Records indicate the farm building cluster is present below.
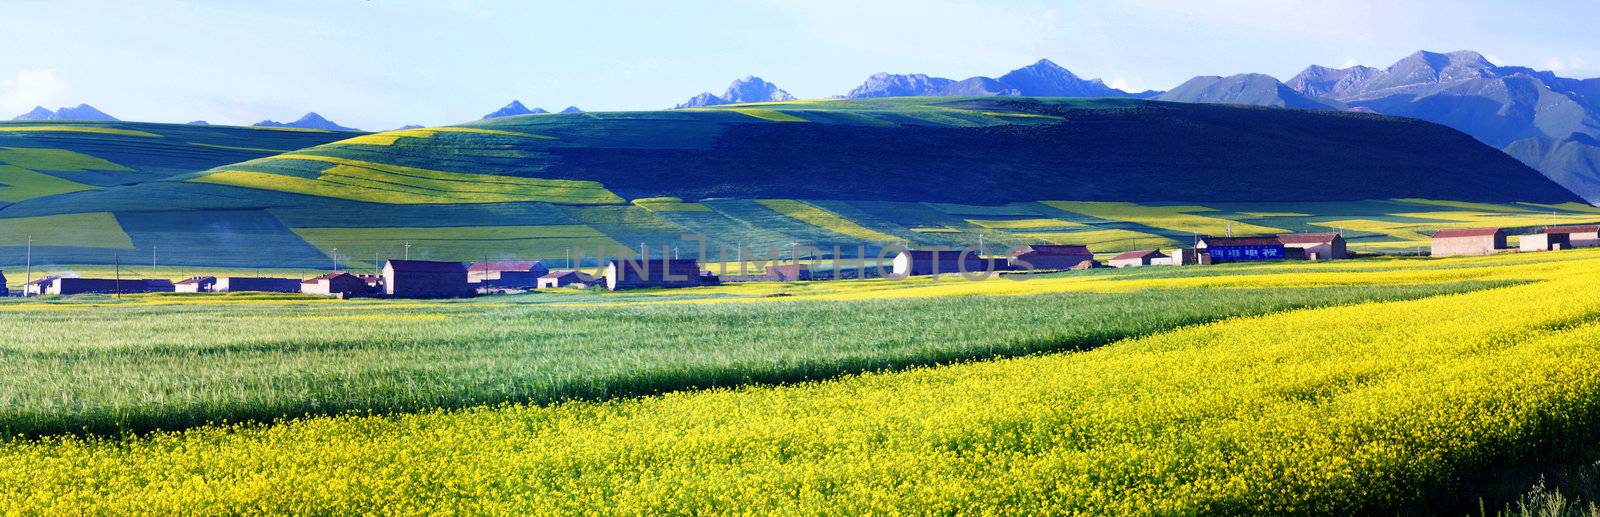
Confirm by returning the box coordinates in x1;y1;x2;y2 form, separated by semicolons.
4;258;709;298
2;225;1595;298
888;233;1349;276
1429;225;1599;256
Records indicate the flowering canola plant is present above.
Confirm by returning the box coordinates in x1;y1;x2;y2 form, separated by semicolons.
1;251;1599;513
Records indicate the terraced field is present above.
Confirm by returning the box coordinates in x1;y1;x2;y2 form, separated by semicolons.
2;98;1590;269
4;248;1600;512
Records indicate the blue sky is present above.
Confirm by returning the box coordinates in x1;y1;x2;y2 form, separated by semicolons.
2;0;1596;130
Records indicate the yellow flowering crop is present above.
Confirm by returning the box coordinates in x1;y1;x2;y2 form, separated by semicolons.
0;253;1597;513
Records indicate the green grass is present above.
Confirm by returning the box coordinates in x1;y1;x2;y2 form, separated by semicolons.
289;224;628;263
0;147;131;172
0;213;133;249
195;154;622;205
0;281;1493;437
1;100;1595;269
0;125;160;137
0;165;95;202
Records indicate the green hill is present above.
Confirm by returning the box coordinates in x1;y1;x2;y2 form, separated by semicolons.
0;98;1590;270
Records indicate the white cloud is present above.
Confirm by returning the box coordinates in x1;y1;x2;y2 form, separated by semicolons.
1109;77;1131;91
0;69;69;115
1339;58;1363;68
1543;56;1588;72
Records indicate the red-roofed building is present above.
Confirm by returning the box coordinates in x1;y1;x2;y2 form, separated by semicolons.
1544;225;1600;248
1520;231;1570;252
1431;228;1506;257
1108;250;1167;268
1277;233;1347;260
301;272;371;297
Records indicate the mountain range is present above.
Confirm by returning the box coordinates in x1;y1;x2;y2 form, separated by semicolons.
481;101;583;119
11;104;118;121
842;59;1145;100
676;76;796;108
680;51;1600;203
1155;74;1339;109
1280;51;1600;203
12;50;1600;204
252;112;358;131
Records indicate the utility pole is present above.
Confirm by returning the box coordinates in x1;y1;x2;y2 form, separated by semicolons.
114;254;121;299
403;242;411;260
24;236;31;297
566;247;571;269
331;248;339;272
1226;222;1233;238
375;251;381;273
978;233;986;257
152;245;158;276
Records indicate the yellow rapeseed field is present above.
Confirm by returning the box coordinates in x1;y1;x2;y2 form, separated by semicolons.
758;199;905;243
1;253;1597;513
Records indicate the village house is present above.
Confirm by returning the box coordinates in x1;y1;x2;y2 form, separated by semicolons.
537;270;598;289
605;259;719;291
1006;245;1095;270
1196;236;1287;263
215;277;303;293
1430;228;1506;257
301;272;372;297
1164;248;1203;266
174;276;218;293
23;276;55;296
765;264;812;281
1520;231;1571;252
383;260;470;298
1540;225;1600;248
893;249;995;277
35;277;173;296
1277;233;1347;260
1108;250;1168;268
467;260;549;288
354;274;384;290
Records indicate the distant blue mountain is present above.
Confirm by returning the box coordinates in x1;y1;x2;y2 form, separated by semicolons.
482;100;548;119
253;112;358;131
1156;74;1341;109
1281;50;1600;203
676;76;795;108
841;59;1135;99
559;106;583;114
13;106;56;120
12;104;118;121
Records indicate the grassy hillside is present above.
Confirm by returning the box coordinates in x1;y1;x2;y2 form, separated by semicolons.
0;122;359;267
0;98;1589;268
